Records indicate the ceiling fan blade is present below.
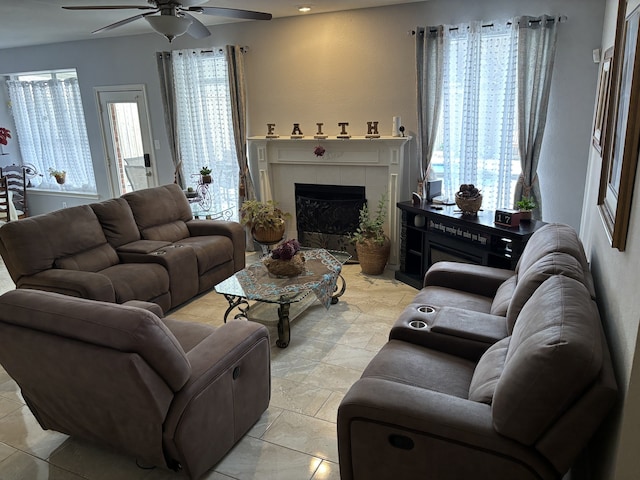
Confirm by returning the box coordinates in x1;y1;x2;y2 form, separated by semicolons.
183;13;211;39
92;12;156;34
192;6;272;21
63;5;155;10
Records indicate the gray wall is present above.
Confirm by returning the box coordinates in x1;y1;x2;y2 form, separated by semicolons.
0;0;604;231
580;0;640;478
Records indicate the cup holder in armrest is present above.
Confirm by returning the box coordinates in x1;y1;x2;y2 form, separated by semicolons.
409;320;428;329
417;305;435;314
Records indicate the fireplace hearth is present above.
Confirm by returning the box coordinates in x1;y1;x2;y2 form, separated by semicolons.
295;183;365;259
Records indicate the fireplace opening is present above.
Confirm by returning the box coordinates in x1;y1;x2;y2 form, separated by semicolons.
295;183;366;260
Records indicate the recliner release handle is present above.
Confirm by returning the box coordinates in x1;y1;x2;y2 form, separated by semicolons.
388;434;414;450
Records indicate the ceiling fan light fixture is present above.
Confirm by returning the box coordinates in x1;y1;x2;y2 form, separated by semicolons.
145;15;192;42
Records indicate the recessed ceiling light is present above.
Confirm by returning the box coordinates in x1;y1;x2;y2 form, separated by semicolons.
298;6;312;13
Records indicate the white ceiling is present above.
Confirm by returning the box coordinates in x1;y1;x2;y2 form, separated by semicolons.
0;0;423;50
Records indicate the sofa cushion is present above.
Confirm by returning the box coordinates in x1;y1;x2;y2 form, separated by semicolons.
515;223;595;297
54;243;120;272
492;275;603;445
468;337;510;404
489;276;516;316
505;252;585;333
91;198;141;248
123;184;193;242
0;205;109;278
100;263;170;305
362;340;476;399
175;235;234;275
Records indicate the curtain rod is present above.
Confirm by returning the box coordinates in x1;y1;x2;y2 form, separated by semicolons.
410;15;567;35
157;46;249;57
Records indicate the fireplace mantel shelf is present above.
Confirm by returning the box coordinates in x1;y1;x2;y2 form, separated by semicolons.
249;136;412;142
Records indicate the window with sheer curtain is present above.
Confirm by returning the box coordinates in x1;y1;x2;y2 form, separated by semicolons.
172;48;239;219
7;70;96;193
431;22;520;211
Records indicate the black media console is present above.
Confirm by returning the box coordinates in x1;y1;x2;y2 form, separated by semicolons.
395;201;547;289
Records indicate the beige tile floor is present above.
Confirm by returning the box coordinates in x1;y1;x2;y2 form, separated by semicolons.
0;253;418;479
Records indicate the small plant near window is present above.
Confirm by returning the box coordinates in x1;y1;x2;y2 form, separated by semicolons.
200;166;212;184
49;167;66;185
515;196;537;211
0;127;10;155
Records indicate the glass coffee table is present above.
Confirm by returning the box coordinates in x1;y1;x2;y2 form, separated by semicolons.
214;248;351;348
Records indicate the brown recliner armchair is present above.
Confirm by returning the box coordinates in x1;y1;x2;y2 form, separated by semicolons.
0;289;271;479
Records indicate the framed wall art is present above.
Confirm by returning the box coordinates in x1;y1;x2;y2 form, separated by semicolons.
599;3;640;251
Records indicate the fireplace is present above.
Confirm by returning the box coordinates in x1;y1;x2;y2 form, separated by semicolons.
295;183;366;259
248;136;411;265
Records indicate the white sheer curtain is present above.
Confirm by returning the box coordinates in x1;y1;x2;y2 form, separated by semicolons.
172;48;239;219
7;78;96;192
439;21;519;212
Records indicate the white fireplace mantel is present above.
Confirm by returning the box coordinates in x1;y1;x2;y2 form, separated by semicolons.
248;136;411;266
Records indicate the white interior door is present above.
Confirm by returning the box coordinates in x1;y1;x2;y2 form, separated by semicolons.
96;85;158;196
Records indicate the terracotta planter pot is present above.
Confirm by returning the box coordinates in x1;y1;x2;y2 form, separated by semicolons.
519;210;532;221
54;174;66;185
355;236;391;275
252;219;286;244
201;174;212;184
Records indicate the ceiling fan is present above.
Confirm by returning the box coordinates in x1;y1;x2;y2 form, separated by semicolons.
62;0;272;42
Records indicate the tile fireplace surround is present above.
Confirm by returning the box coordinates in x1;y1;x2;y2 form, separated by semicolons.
248;136;411;265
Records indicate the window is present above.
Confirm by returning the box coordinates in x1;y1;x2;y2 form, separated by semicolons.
7;69;96;193
431;22;520;211
172;49;239;220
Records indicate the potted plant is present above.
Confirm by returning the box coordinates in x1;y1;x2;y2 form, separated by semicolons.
240;199;291;243
48;167;66;185
200;166;212;184
352;194;390;275
515;196;537;221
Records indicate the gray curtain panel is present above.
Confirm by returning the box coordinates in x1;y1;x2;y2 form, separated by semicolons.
514;16;559;220
415;25;444;184
156;51;185;189
226;45;255;204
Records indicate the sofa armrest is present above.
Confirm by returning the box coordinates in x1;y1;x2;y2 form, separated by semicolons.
390;305;508;361
16;270;116;302
338;377;557;480
423;261;514;297
164;319;269;434
186;220;246;271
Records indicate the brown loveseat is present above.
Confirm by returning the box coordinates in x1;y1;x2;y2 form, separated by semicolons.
338;224;617;480
0;184;244;312
0;288;270;479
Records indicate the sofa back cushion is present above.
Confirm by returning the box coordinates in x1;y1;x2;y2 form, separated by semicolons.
91;198;141;248
0;205;118;279
505;252;586;333
515;223;594;297
491;275;602;445
123;184;193;242
0;289;191;391
468;336;510;403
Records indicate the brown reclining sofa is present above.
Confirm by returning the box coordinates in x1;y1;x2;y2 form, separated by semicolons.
338;223;617;480
0;183;245;312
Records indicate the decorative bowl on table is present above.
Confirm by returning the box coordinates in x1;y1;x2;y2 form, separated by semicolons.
262;239;305;277
455;184;482;215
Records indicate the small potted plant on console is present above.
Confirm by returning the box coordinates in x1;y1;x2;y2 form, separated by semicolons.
48;167;66;185
515;196;536;221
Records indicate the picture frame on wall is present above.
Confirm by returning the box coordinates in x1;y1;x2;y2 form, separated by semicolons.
598;4;640;251
592;47;614;154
